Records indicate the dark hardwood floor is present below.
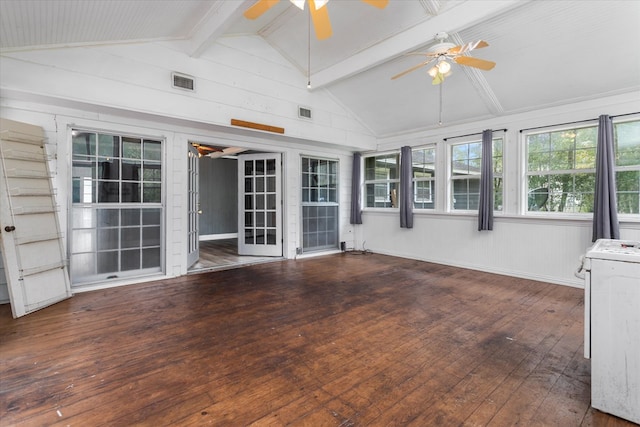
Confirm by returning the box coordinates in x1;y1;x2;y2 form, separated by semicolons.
0;253;635;426
188;239;281;273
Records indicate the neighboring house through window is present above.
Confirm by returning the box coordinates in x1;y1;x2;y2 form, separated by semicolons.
450;138;503;211
364;153;399;208
412;146;436;209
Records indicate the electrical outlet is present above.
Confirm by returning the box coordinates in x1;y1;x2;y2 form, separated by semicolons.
296;247;303;255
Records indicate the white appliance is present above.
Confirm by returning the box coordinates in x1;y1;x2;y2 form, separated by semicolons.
583;239;640;424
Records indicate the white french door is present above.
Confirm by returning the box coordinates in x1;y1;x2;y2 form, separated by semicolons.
238;153;282;257
187;144;199;268
0;118;72;318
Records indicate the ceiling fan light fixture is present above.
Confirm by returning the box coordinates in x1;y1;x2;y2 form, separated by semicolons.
436;58;451;74
427;66;439;78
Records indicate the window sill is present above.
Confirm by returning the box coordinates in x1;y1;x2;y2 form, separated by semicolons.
362;209;640;225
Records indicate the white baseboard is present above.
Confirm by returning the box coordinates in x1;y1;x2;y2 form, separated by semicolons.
200;233;238;241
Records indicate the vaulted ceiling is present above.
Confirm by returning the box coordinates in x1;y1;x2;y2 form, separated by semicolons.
1;0;639;137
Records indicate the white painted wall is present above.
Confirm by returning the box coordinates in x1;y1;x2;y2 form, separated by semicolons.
0;36;376;151
361;92;640;287
0;98;359;296
0;34;638;299
0;35;368;298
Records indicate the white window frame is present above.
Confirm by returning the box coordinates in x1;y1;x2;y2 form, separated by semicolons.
70;129;164;286
448;137;503;212
300;156;340;253
412;145;436;210
523;118;640;216
363;152;400;209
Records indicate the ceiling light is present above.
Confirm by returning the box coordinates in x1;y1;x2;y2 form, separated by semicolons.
437;59;451;74
314;0;329;8
427;66;439;78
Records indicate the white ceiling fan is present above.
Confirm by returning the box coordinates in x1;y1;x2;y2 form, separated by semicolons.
244;0;389;40
392;32;496;84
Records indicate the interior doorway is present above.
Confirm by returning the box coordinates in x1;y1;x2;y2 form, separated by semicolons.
187;143;283;274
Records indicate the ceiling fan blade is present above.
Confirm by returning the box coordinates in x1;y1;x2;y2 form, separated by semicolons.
391;60;433;80
244;0;280;19
309;0;332;40
454;55;496;71
448;40;489;55
360;0;389;9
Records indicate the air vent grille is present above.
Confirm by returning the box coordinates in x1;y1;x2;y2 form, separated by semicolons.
298;106;312;119
172;72;194;91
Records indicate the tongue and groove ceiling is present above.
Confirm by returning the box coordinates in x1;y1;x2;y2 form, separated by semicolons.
1;0;638;137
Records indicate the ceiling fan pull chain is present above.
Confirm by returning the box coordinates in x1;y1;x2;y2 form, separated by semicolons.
307;7;311;88
439;83;443;126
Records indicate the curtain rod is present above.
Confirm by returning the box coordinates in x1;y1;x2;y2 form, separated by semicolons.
519;112;640;133
443;128;507;141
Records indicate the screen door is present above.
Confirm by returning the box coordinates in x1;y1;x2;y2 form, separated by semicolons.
238;153;282;257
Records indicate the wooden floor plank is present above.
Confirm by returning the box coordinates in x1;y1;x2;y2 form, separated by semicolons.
1;253;635;426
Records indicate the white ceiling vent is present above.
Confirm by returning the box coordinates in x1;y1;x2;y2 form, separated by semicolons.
172;72;194;91
298;106;312;120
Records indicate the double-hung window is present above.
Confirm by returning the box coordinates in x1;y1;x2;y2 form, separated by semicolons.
412;146;436;209
301;157;339;252
364;153;400;208
71;130;163;285
450;138;503;211
525;119;639;214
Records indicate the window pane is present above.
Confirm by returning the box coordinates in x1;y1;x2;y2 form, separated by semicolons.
142;248;161;268
615;121;640;166
121;228;140;249
98;134;119;157
143;139;162;161
143;163;161;181
73;132;96;156
528;133;549;153
143;183;161;203
73;229;96;253
550;130;576;151
142;226;161;247
122;137;141;159
266;159;276;175
122;182;141;202
119;208;139;226
617;170;640;214
452;178;480;210
71;253;95;278
575;127;597;148
142;209;161;225
121;249;140;271
97;251;118;274
98;181;119;203
245;212;253;227
244;160;253;176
